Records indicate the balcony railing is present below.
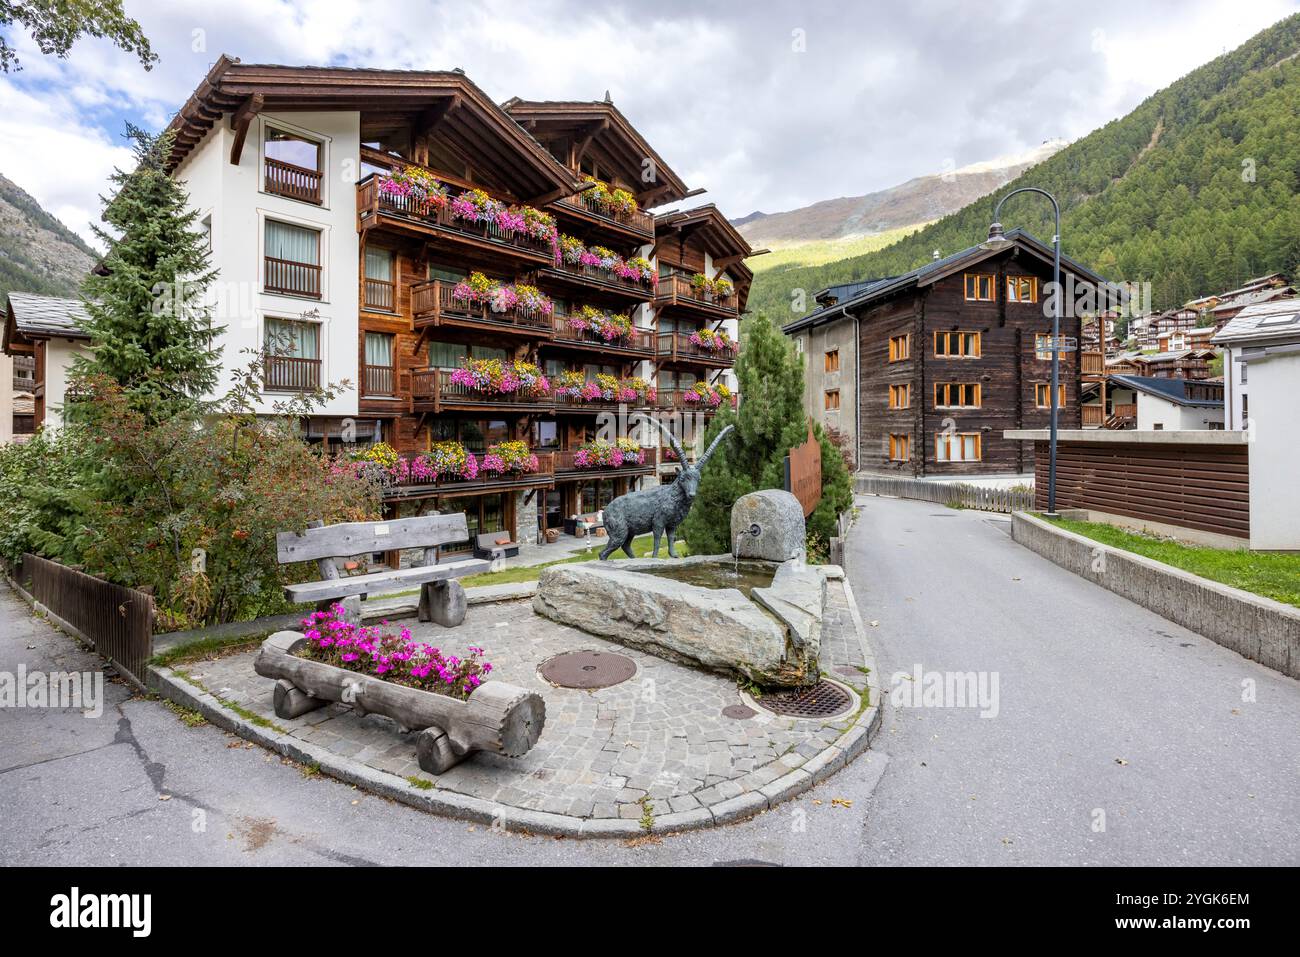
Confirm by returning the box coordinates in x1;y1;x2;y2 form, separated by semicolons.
654;273;738;315
364;277;396;312
1081;351;1105;376
408;367;554;412
544;259;657;298
552;385;655;412
387;450;555;494
410;279;554;336
264;256;322;298
263;355;321;392
655;331;738;366
357;177;555;261
551;314;654;354
555;190;655;237
1082;404;1105;427
12;375;35;393
362;364;395;397
554;447;659;473
653;389;735;413
264;157;322;204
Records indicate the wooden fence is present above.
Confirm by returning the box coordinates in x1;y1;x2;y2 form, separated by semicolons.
856;475;1035;514
20;554;153;686
1033;439;1249;539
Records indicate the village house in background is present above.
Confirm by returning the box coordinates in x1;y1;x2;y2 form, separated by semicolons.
135;57;754;559
1;293;90;442
785;229;1105;476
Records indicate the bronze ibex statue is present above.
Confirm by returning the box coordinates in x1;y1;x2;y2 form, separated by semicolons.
599;420;735;560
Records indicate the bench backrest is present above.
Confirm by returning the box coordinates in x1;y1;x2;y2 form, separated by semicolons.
276;514;469;565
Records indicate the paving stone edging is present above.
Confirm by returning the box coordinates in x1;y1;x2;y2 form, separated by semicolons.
146;584;882;839
1012;511;1299;679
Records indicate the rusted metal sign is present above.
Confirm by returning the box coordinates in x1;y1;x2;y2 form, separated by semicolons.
785;424;822;517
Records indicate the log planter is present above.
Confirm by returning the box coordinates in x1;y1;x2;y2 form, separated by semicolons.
253;631;546;774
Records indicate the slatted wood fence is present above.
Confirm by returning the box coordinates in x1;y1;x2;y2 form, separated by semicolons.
856;475;1035;514
20;554;154;686
1033;439;1250;539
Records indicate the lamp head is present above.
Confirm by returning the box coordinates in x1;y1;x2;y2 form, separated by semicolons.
981;221;1010;250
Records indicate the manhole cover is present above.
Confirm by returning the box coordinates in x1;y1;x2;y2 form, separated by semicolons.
539;650;637;689
751;679;855;720
722;703;757;720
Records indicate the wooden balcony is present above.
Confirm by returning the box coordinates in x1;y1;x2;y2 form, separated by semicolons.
264;158;322;204
550;314;654;357
1081;351;1105;377
653;389;734;414
537;260;657;303
362;364;396;397
655;331;737;369
263;355;321;392
364;277;396;312
553;388;654;414
553;190;654;241
408;367;554;414
385;451;556;501
357;176;555;266
1082;404;1105;427
553;447;658;476
411;279;554;338
264;256;321;299
653;273;739;319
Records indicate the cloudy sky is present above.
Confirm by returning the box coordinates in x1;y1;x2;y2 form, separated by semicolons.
1;0;1297;248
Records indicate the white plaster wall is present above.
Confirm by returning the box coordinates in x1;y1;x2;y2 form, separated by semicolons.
1223;345;1249;431
1247;350;1300;550
173;111;361;416
1137;394;1224;431
44;338;85;430
0;352;12;444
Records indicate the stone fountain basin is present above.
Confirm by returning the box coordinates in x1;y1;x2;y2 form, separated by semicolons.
533;554;829;689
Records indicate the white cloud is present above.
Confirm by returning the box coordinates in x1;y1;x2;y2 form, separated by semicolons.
0;0;1296;242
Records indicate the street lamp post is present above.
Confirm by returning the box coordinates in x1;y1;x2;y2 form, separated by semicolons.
983;187;1062;517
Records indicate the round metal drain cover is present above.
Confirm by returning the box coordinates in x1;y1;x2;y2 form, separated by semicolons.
539;650;636;689
753;679;855;720
722;703;757;720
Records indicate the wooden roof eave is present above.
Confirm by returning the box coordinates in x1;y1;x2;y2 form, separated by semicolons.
165;59;579;197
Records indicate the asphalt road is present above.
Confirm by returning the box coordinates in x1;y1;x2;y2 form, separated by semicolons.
1;495;1295;866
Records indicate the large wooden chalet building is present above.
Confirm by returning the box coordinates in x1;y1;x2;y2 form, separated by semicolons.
162;57;753;556
786;229;1107;476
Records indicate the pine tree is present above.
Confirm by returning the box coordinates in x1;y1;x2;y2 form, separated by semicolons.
681;312;813;554
73;125;222;418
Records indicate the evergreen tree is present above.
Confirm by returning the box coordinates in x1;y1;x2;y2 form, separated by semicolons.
73;125;222;419
681;312;818;554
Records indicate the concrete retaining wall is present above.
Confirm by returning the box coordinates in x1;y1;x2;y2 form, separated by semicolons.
1012;512;1298;679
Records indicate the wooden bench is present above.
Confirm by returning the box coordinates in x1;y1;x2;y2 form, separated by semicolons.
277;514;490;627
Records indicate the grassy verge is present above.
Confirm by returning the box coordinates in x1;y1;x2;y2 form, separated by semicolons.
1040;515;1300;608
461;533;692;587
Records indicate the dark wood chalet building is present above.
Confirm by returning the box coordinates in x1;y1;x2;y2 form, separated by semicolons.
159;58;752;557
786;229;1107;477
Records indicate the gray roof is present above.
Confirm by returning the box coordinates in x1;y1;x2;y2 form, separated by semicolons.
783;228;1109;335
6;293;91;339
1212;298;1300;346
1108;374;1223;408
814;278;897;304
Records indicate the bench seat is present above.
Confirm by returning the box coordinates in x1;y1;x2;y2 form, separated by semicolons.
284;558;489;605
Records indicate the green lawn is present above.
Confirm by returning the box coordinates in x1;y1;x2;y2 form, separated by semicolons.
1042;515;1300;608
460;533;692;587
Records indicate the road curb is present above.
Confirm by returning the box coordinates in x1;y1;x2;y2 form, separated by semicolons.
145;577;883;839
1011;511;1299;679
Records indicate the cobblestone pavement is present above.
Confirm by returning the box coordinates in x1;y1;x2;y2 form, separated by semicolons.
181;577;872;823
